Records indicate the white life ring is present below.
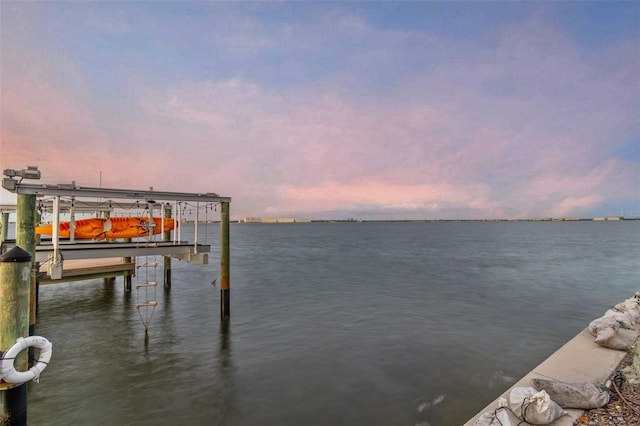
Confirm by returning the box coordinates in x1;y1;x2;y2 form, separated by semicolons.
0;336;52;384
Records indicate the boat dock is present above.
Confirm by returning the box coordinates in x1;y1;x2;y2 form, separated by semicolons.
2;165;233;419
1;165;231;320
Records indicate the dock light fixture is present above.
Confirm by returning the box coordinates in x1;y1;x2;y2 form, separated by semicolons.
2;166;41;191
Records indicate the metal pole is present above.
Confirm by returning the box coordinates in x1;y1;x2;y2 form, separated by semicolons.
52;196;59;254
220;201;230;320
123;238;132;292
194;202;199;253
69;199;75;243
163;203;172;290
175;203;179;243
0;246;32;425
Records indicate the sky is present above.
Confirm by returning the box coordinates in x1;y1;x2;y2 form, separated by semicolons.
1;1;639;220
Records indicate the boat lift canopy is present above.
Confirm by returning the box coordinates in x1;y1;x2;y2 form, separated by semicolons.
2;175;230;277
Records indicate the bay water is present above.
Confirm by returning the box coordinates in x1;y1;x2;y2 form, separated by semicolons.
24;221;639;425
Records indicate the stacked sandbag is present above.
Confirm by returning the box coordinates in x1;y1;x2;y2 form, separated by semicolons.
508;387;567;424
530;378;609;409
473;398;512;426
474;388;568;425
588;293;640;351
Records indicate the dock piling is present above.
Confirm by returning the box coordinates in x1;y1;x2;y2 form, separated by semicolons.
0;212;8;251
0;246;33;425
16;194;37;365
123;238;133;292
163;204;172;290
220;201;230;320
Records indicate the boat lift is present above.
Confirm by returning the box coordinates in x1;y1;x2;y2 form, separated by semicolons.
2;166;232;321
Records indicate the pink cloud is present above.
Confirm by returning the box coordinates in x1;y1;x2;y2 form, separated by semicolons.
276;180;493;215
2;11;638;219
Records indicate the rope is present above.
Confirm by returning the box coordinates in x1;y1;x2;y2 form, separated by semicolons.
611;370;640;417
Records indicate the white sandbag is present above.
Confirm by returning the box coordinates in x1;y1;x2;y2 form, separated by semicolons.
614;298;640;313
530;378;609;409
474;398;512;426
604;309;637;329
615;296;640;311
613;298;640;326
509;387;566;425
590;315;637;350
595;328;638;351
589;315;619;336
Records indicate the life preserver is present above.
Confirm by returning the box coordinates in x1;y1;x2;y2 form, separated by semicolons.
0;336;52;384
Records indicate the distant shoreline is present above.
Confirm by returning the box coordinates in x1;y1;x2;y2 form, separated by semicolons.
3;217;638;226
228;217;640;224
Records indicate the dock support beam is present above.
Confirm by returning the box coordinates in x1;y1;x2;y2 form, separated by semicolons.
123;238;132;292
0;212;8;250
0;246;33;426
163;204;172;290
220;201;230;321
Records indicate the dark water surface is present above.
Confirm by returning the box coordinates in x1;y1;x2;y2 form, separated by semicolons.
27;221;639;425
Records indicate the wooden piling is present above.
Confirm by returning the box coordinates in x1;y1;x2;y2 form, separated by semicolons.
16;194;37;365
103;204;115;286
123;238;133;292
0;246;33;425
220;201;230;320
15;195;36;260
0;212;8;249
163;204;172;290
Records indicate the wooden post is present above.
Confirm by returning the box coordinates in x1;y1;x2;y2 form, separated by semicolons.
0;246;32;425
34;210;40;319
220;202;230;320
123;238;132;292
0;212;9;250
15;195;36;261
163;204;172;290
15;195;37;363
104;209;115;284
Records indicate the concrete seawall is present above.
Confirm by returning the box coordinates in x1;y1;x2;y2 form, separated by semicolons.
463;327;637;425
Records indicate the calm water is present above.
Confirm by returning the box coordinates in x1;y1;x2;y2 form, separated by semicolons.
23;221;639;425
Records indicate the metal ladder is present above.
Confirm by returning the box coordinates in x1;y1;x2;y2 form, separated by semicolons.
135;202;159;336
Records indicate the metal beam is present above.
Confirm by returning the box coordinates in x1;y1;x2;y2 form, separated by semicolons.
34;241;211;262
5;182;231;203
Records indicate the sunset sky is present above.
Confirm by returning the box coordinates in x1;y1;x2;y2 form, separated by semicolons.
1;1;638;220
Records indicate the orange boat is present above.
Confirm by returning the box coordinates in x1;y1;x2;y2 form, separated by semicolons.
35;217;178;239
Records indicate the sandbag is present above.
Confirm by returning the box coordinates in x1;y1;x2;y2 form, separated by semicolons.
595;326;637;351
509;387;566;425
474;398;512;426
531;378;609;409
612;298;640;327
614;298;640;313
589;315;619;336
588;315;636;350
604;309;637;329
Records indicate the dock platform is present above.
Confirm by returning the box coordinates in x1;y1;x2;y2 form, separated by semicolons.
38;258;135;284
35;240;210;263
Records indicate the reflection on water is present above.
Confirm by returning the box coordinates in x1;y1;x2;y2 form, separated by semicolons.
27;221;640;425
